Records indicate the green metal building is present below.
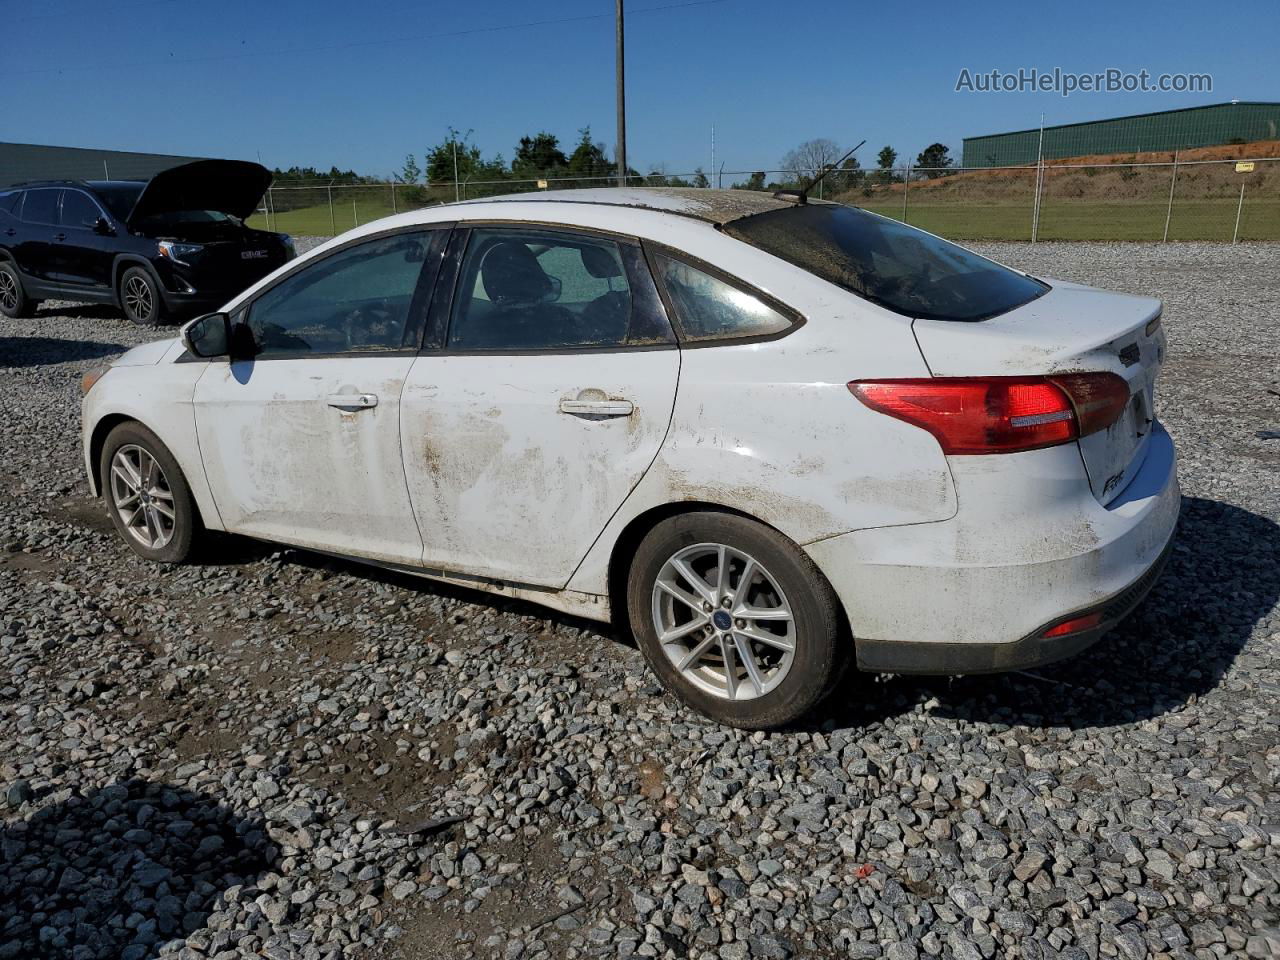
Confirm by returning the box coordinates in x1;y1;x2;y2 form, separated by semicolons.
0;142;211;188
961;101;1280;168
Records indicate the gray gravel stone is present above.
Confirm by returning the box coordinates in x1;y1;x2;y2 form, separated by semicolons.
1;241;1278;959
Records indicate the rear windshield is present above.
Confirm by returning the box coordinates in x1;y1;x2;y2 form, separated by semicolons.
92;183;144;221
723;203;1047;322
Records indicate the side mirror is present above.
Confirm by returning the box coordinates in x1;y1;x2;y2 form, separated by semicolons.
93;217;115;236
181;312;230;358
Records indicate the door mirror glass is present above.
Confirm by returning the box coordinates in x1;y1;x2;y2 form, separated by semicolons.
93;217;115;236
181;312;230;358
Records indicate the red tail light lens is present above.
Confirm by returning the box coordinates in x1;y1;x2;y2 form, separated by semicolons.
848;373;1129;455
1042;611;1103;638
1048;373;1131;437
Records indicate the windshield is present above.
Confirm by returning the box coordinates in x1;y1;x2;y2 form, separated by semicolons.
723;203;1048;322
136;209;238;226
91;183;144;222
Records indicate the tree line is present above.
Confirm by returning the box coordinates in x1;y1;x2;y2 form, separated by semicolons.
273;131;956;199
729;140;955;195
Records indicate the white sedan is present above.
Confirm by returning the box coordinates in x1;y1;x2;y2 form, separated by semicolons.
81;188;1179;728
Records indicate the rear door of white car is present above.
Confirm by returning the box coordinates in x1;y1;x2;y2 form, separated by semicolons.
399;225;679;588
192;227;449;565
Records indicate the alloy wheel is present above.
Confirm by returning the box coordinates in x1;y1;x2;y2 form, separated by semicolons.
650;542;796;701
0;271;17;312
109;444;176;549
123;275;154;322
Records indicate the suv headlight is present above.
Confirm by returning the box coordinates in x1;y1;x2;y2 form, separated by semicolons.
157;240;203;266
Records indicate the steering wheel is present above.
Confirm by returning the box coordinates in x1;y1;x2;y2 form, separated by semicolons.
341;300;397;350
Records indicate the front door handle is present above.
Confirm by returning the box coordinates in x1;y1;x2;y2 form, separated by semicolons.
326;393;378;410
559;398;634;417
53;233;66;242
3;229;15;237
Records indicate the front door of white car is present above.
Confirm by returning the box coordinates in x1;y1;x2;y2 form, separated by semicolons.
399;227;680;587
193;229;447;565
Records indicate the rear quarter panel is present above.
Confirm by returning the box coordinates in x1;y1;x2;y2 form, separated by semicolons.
567;226;958;597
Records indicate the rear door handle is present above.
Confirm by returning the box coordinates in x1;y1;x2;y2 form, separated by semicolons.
559;398;634;417
3;229;15;237
326;393;378;409
53;233;66;241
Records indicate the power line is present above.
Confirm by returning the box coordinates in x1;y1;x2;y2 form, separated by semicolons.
1;0;727;77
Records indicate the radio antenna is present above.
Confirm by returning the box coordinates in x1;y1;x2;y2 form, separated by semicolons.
775;139;866;204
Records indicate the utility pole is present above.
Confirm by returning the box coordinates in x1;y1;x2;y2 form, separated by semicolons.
615;0;627;187
453;141;460;202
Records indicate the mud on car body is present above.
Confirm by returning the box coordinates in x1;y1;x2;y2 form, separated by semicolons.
79;188;1178;728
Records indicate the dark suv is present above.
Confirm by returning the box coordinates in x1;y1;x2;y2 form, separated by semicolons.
0;159;295;325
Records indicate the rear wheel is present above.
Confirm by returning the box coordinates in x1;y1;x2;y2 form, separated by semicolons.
120;266;165;326
100;421;199;563
0;261;37;319
627;512;845;729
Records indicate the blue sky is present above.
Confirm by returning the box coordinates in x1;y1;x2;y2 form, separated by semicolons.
3;0;1275;179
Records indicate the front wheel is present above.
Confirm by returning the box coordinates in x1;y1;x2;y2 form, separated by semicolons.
100;421;200;563
119;266;165;326
627;512;845;729
0;261;37;319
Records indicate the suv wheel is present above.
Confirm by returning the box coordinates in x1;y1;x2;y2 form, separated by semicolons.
0;261;37;319
627;512;846;729
100;421;200;563
120;267;165;326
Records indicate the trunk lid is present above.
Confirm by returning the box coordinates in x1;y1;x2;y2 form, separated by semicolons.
912;280;1165;504
126;159;272;229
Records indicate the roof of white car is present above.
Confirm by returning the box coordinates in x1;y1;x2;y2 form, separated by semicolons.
456;187;804;225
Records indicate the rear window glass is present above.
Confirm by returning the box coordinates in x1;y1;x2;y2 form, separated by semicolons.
723;203;1047;322
22;189;60;225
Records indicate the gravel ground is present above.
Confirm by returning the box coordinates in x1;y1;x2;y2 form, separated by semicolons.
1;241;1278;960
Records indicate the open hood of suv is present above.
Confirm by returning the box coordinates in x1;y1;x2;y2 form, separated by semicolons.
126;159;272;227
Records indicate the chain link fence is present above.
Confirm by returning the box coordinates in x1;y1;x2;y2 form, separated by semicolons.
248;157;1280;242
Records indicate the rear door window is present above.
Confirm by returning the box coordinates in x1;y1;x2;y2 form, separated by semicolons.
22;189;61;225
448;229;667;351
723;203;1047;322
0;191;21;215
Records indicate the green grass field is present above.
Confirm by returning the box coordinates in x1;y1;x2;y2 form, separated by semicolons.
251;196;1280;242
861;198;1280;241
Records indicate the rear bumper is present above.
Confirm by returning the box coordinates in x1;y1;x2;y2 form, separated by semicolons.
853;530;1174;673
805;421;1179;674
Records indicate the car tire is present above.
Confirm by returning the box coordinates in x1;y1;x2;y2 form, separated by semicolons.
627;511;846;729
119;266;165;326
0;261;37;319
100;421;200;564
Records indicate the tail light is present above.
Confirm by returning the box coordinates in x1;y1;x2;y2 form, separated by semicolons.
848;373;1129;455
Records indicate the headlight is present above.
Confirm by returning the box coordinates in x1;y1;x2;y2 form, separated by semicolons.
81;366;110;396
157;240;204;266
281;234;297;260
